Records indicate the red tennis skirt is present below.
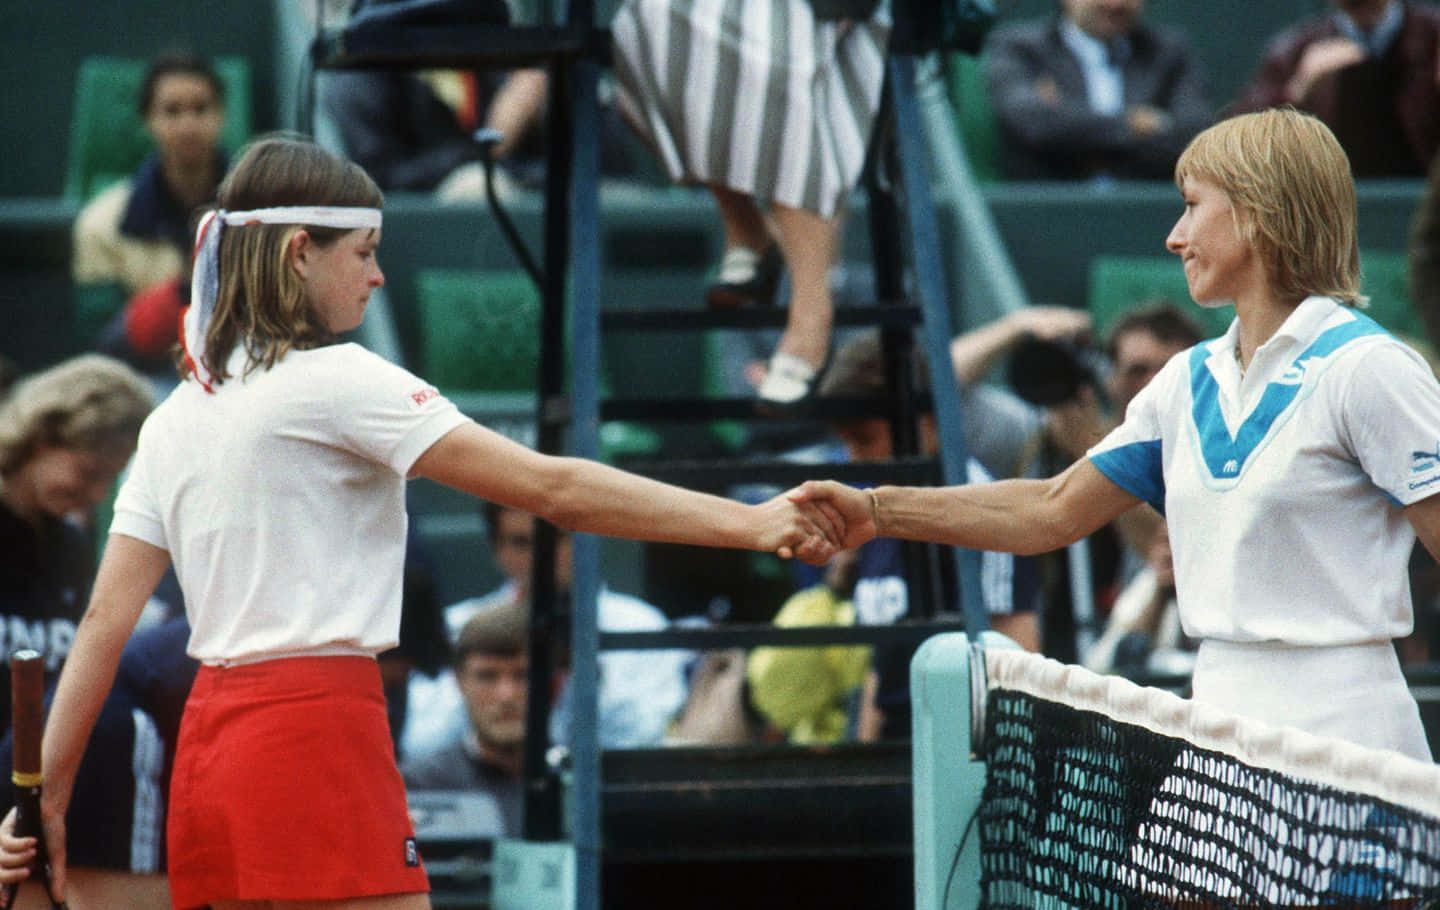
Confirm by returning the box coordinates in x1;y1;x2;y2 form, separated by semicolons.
166;655;429;909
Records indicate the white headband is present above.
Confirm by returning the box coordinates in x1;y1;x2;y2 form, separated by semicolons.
184;206;382;391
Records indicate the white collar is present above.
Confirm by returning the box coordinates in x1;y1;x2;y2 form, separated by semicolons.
1060;18;1130;68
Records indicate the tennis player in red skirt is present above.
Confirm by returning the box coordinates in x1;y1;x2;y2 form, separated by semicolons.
0;136;844;910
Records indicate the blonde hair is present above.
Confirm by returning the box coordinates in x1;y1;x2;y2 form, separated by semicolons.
1174;108;1361;306
0;354;154;476
189;135;384;385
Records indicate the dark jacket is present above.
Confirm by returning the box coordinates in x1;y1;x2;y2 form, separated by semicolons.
1231;2;1440;177
320;70;490;192
985;16;1214;180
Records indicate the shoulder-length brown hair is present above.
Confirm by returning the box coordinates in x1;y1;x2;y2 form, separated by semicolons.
188;135;383;385
1174;108;1361;307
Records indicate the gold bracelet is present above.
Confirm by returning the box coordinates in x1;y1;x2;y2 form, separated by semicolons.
867;487;882;535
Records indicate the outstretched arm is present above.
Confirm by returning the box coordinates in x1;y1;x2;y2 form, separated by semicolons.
792;458;1140;555
413;421;844;564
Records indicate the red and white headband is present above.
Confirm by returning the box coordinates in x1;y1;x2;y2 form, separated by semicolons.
184;206;383;391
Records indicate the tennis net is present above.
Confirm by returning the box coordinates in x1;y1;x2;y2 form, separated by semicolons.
973;647;1440;909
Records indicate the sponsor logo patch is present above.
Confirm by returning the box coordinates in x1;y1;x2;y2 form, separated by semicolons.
404;837;420;867
1410;444;1440;491
408;387;441;408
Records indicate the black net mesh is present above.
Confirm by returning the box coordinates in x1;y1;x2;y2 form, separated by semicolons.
978;689;1440;908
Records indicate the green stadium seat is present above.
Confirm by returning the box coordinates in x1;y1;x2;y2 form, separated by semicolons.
64;55;251;202
945;53;1003;184
1358;250;1425;341
414;268;661;459
416;269;540;392
1090;251;1426;345
1088;254;1227;340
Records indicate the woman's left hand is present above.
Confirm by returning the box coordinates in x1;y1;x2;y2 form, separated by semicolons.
0;807;36;884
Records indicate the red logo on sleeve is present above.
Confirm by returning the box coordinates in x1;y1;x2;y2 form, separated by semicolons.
409;387;441;408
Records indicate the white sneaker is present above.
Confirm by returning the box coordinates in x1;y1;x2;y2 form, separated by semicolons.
756;352;819;406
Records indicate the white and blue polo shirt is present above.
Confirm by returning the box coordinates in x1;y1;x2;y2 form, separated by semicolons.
1088;296;1440;647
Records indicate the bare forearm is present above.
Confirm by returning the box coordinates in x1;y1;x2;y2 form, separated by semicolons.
42;536;167;808
868;459;1137;556
949;319;1027;385
531;456;757;550
950;307;1093;386
415;423;836;561
870;478;1076;555
41;616;127;808
486;69;546;160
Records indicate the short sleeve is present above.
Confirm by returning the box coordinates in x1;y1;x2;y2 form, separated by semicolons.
1086;355;1175;512
110;420;169;550
1342;341;1440;505
329;346;469;475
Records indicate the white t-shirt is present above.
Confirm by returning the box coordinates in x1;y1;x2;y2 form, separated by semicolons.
112;343;468;663
1088;296;1440;646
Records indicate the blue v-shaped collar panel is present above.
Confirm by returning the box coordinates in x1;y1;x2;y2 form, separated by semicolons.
1189;314;1386;484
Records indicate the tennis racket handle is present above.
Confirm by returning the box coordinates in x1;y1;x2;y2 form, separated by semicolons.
7;784;64;910
9;650;42;784
6;650;66;910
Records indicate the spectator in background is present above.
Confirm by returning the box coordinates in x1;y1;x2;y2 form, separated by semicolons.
1103;302;1207;419
401;600;528;839
611;0;890;407
949;306;1121;659
1084;522;1194;679
745;550;872;744
401;501;692;758
71;53;228;369
0;354;174;908
318;67;550;197
985;0;1213;182
0;354;154;740
1230;0;1440;178
1404;179;1440;662
0;614;197;910
377;528;453;755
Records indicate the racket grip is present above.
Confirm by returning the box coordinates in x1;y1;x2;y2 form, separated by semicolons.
6;650;66;910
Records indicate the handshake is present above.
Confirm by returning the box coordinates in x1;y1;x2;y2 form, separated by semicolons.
759;481;881;566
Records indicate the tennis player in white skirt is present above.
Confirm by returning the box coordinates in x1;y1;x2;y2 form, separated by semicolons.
795;108;1440;763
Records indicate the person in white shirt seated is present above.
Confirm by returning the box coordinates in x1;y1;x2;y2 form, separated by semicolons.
984;0;1213;181
402;501;692;759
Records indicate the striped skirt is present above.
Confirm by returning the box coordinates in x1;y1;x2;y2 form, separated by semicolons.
612;0;890;219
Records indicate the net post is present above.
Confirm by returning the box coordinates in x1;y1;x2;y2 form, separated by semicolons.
911;631;1019;910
